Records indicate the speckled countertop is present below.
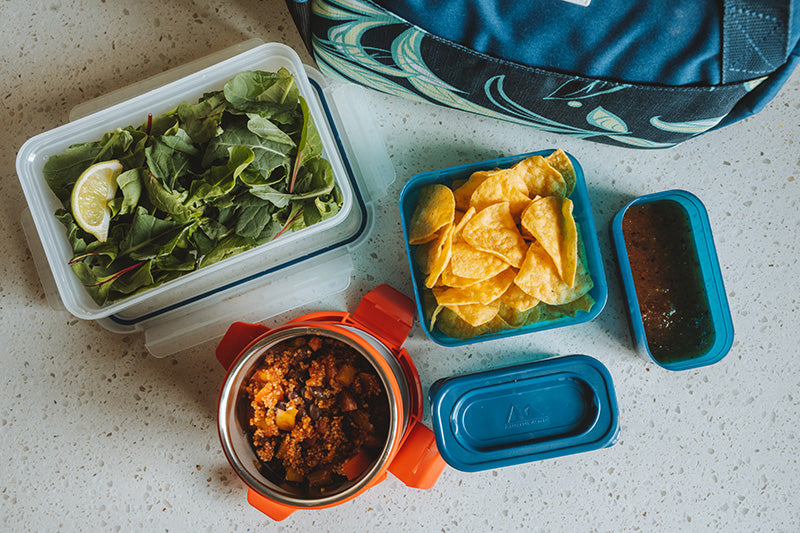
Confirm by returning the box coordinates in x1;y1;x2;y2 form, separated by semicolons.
2;1;799;532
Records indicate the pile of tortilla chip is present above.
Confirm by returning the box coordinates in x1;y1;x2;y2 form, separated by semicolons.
407;149;594;339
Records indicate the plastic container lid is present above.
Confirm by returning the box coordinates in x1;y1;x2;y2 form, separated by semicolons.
429;355;619;472
611;189;734;371
398;150;607;346
17;40;395;357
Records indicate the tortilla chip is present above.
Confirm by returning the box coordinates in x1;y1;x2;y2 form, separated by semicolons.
447;300;501;327
441;262;485;288
461;202;528;268
536;303;568;323
435;307;513;339
453;170;496;211
547;293;595;318
500;282;540;312
424;223;454;288
429;304;445;328
408;184;455;245
414;241;433;274
545;148;577;197
514;240;592;305
520;196;578;286
498;301;541;328
432;268;516;306
452;209;466;226
513;156;567;198
421;289;445;330
450;242;510;280
452;206;476;242
469;172;532;219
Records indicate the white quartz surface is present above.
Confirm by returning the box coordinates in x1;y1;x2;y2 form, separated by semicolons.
2;1;799;531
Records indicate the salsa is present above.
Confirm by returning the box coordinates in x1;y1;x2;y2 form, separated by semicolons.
244;334;389;495
622;200;715;363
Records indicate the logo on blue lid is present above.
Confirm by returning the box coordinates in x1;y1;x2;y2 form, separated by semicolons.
505;403;550;430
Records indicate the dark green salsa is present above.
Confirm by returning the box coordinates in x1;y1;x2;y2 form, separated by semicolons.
622;200;715;363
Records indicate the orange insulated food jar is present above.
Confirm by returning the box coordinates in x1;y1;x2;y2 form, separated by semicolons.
215;285;445;520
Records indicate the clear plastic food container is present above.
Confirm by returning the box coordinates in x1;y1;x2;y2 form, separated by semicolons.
17;41;394;356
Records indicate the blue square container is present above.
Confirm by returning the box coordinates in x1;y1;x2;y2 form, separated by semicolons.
611;190;734;371
398;150;607;346
429;355;620;472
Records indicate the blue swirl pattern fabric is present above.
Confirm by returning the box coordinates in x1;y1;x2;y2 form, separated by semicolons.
287;0;798;148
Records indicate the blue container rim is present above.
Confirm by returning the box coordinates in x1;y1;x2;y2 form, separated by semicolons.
398;149;607;347
611;189;734;371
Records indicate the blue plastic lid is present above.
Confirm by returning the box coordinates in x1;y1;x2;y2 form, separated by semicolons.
429;355;619;472
611;189;734;371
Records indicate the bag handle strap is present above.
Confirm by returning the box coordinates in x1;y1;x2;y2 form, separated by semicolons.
723;0;793;83
285;0;314;56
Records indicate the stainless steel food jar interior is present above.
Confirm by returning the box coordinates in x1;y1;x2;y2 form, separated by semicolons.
217;325;410;508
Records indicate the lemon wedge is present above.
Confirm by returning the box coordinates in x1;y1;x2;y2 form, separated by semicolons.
70;160;123;242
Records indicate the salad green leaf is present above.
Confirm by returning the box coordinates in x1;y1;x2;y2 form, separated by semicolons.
44;68;342;305
223;70;300;122
116;169;144;216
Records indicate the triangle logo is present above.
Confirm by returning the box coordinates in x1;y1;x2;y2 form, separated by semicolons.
505;402;548;426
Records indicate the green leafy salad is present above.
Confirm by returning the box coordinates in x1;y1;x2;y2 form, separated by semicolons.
44;68;342;306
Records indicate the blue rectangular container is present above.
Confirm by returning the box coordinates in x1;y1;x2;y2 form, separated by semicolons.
398;150;607;347
611;189;734;371
429;355;619;472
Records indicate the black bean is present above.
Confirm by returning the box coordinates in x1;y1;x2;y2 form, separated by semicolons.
309;403;320;420
287;390;299;400
276;401;288;411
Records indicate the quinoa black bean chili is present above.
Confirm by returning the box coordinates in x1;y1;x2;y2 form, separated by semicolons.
245;334;389;493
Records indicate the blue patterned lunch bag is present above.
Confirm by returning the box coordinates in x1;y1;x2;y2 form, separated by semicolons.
285;0;799;148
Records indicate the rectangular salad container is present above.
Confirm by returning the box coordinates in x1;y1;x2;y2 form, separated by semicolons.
17;41;394;356
398;150;607;346
429;355;619;472
611;190;734;371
